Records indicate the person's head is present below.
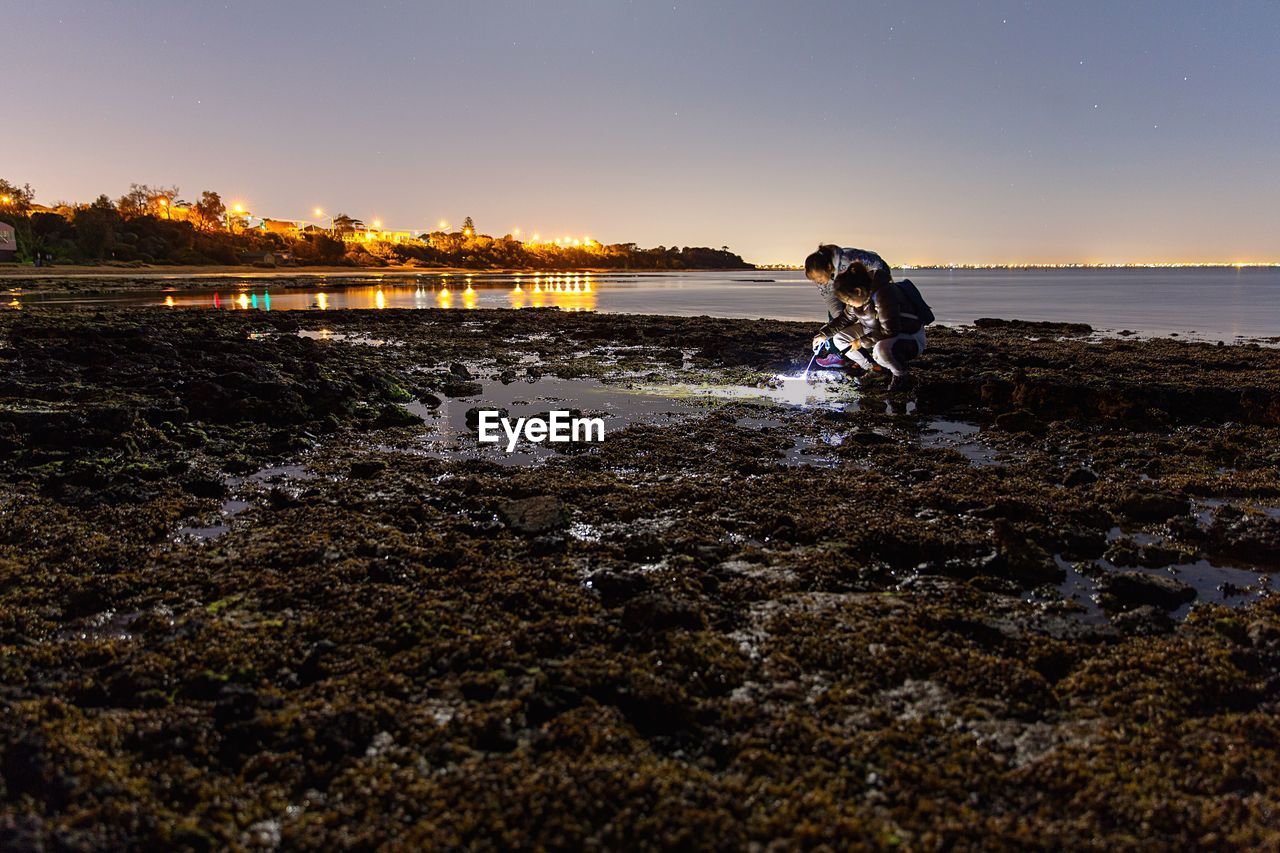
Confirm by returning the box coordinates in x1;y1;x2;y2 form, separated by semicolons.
833;262;877;307
804;245;838;285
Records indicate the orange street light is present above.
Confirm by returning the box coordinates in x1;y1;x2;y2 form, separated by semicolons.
512;228;521;236
314;207;325;218
232;203;245;214
373;219;382;229
0;195;11;205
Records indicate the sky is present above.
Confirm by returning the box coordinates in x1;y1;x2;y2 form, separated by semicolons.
4;0;1279;265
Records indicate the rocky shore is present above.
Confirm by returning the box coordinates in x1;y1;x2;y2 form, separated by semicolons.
2;306;1279;849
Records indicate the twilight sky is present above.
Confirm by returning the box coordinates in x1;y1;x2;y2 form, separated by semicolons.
5;0;1278;265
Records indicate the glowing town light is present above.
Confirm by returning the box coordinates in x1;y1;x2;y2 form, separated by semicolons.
0;195;11;205
238;293;250;309
375;289;386;309
463;228;473;237
512;228;521;236
232;203;245;214
373;219;382;229
531;233;540;241
157;198;168;207
164;295;175;307
316;292;329;310
314;207;325;217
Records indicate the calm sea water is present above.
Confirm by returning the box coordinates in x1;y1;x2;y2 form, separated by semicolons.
9;267;1279;341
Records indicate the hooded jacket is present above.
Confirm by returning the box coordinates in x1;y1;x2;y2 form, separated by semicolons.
814;245;891;324
819;280;923;345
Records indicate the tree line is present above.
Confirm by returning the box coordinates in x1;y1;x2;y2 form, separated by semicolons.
0;178;753;271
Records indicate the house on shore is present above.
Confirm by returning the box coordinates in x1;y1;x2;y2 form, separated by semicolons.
0;222;17;261
238;250;294;266
259;218;303;238
342;226;420;245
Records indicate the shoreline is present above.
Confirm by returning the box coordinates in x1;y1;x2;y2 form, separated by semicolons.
0;264;751;282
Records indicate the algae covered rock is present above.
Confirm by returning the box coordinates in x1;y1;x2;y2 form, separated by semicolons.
499;495;567;534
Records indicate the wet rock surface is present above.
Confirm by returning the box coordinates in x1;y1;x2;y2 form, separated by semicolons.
1;306;1280;848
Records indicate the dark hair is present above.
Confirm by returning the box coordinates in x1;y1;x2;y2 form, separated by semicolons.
833;261;875;303
804;245;836;282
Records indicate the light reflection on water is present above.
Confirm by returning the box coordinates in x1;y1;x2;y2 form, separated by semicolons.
145;274;600;313
10;268;1280;340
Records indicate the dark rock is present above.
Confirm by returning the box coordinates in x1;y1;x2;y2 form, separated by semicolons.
1208;510;1280;566
181;473;228;499
349;460;386;479
993;410;1042;434
449;362;473;380
499;496;566;534
845;431;893;446
1116;490;1190;522
990;521;1065;585
1111;604;1175;635
442;380;483;398
416;391;443;408
586;569;650;607
1099;571;1196;611
973;317;1093;335
1063;467;1098;487
621;592;706;633
267;487;299;509
465;407;508;430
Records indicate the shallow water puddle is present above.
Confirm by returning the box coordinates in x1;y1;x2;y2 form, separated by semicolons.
395;374;860;465
296;329;396;346
174;463;318;541
177;498;253;540
920;419;1003;466
735;414;847;467
1044;554;1270;623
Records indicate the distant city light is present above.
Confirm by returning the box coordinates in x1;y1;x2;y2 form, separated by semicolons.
373;219;382;229
314;207;324;217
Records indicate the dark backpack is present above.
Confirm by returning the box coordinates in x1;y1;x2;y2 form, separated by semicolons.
895;278;935;326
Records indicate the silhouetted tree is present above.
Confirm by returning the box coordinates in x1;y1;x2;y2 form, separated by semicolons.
73;196;123;259
191;191;226;232
331;214;363;237
116;184;179;219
